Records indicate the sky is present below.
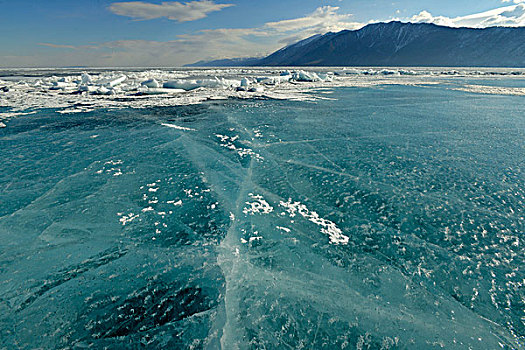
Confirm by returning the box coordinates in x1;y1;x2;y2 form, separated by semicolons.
0;0;524;67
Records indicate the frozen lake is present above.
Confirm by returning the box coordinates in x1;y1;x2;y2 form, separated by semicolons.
0;70;524;348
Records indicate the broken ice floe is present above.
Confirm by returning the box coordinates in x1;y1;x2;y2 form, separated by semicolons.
1;67;524;123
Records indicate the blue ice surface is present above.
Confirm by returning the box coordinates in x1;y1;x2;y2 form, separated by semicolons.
0;83;524;349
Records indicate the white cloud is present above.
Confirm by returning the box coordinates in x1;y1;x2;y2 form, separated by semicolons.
265;6;359;33
109;0;234;22
102;6;364;65
173;6;366;56
410;3;525;28
409;11;455;27
263;6;363;45
26;6;364;67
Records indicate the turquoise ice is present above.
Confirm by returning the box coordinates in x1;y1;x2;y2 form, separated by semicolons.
0;83;524;349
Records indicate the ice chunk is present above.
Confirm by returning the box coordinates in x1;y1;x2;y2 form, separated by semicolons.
164;80;195;90
292;70;321;82
50;81;76;90
240;77;250;87
141;78;159;88
92;86;114;95
379;69;397;75
100;75;127;87
334;68;360;75
257;75;292;85
163;78;239;91
316;73;333;81
248;86;264;92
81;72;92;84
0;122;6;128
292;70;332;82
78;85;98;93
163;79;204;91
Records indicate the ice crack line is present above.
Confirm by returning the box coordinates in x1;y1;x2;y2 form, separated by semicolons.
216;152;258;348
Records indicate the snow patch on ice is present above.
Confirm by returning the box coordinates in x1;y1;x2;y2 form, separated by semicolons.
118;213;139;226
452;84;525;96
280;198;349;245
161;123;196;131
215;134;263;161
243;194;274;215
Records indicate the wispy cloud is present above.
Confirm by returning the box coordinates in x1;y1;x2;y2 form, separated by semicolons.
109;0;234;22
265;6;359;33
28;6;362;66
38;43;78;50
410;3;525;28
262;6;363;45
174;6;364;52
89;5;364;65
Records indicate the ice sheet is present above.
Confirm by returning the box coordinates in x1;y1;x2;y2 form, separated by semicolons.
0;70;524;349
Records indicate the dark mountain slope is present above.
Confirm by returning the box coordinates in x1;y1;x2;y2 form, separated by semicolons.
258;22;525;67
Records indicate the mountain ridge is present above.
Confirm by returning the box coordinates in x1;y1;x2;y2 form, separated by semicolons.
186;21;525;67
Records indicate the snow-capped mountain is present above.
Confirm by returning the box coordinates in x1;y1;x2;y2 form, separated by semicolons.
259;22;525;67
189;22;525;67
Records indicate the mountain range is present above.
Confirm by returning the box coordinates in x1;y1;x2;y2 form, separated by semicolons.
186;21;525;67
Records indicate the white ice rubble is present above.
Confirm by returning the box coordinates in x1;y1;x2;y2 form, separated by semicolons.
0;67;524;126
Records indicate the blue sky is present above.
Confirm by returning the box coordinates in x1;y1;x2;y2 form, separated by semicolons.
0;0;524;67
